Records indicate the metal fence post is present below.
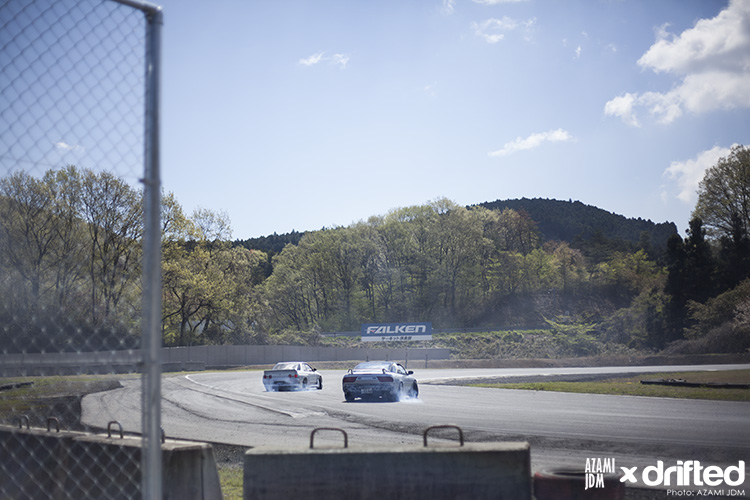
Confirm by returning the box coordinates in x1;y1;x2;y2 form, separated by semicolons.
112;1;164;498
2;0;163;496
142;4;163;500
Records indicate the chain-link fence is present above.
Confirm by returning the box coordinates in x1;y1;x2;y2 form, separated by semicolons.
0;0;163;498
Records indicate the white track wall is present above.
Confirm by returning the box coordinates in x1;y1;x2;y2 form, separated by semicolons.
0;345;451;376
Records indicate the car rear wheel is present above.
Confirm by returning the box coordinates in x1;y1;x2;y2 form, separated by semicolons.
302;378;308;390
344;391;354;402
390;382;403;402
317;378;323;390
409;383;419;399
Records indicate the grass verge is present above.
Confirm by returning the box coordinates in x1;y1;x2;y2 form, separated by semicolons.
218;466;243;500
0;375;124;429
472;370;750;401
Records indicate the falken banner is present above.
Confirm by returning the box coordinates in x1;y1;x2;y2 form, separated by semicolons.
361;322;433;342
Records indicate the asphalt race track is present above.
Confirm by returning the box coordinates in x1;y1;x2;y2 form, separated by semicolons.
82;364;750;491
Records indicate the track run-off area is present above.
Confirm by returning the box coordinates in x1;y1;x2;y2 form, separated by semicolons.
82;364;750;491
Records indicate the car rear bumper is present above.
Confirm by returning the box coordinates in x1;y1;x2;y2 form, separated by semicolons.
264;380;302;391
342;384;393;397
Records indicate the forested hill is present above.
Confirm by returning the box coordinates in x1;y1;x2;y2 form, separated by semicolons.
238;198;678;259
475;198;678;252
235;230;305;256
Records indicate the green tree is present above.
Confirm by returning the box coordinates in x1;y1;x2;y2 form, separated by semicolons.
162;206;266;345
43;167;88;311
717;212;750;289
663;218;719;344
219;247;269;344
491;251;525;295
664;233;688;344
162;241;213;345
434;202;486;322
192;206;232;243
0;167;144;351
80;170;143;324
380;203;441;321
683;218;715;304
592;250;661;306
548;241;587;294
496;208;540;255
0;171;57;305
693;144;750;238
520;248;557;292
261;244;316;331
161;191;195;240
375;211;412;320
356;219;386;322
300;227;365;330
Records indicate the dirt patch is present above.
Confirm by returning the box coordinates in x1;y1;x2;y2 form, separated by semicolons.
212;443;249;467
17;395;86;431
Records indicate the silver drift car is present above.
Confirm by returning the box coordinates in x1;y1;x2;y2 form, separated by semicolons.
342;361;418;402
262;362;323;392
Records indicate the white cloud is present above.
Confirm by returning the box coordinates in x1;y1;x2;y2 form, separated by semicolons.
299;51;351;69
489;128;574;157
299;52;325;66
664;145;733;203
575;46;582;59
441;0;455;16
639;10;750;75
54;141;84;153
331;53;350;69
605;0;750;126
473;18;513;43
473;16;536;44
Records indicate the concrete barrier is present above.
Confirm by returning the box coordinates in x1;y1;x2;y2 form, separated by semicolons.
244;427;531;500
68;433;222;500
0;421;88;499
0;423;222;500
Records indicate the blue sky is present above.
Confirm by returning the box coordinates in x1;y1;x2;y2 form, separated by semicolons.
159;0;750;239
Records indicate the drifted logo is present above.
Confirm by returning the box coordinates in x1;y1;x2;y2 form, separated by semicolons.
619;461;745;487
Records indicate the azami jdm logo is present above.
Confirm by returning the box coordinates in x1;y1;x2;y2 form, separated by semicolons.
587;458;746;496
585;458;617;490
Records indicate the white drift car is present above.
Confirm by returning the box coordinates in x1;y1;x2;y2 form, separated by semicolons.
342;361;418;402
262;362;323;391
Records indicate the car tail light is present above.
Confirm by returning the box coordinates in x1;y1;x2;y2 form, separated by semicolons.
343;376;356;383
377;376;393;382
264;375;270;379
288;373;298;378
